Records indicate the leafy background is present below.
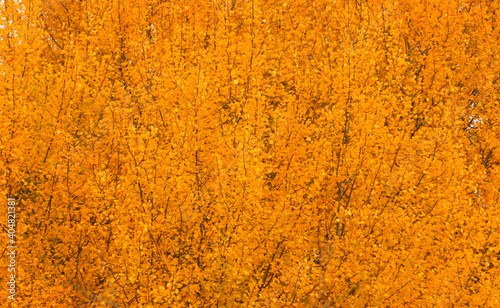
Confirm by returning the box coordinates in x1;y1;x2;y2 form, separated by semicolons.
1;0;499;306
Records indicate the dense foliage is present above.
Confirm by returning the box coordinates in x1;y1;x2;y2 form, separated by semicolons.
1;0;499;306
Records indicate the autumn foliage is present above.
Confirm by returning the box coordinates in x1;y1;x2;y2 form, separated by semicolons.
1;0;500;306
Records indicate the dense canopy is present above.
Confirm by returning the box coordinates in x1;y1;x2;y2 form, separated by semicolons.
1;0;499;306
